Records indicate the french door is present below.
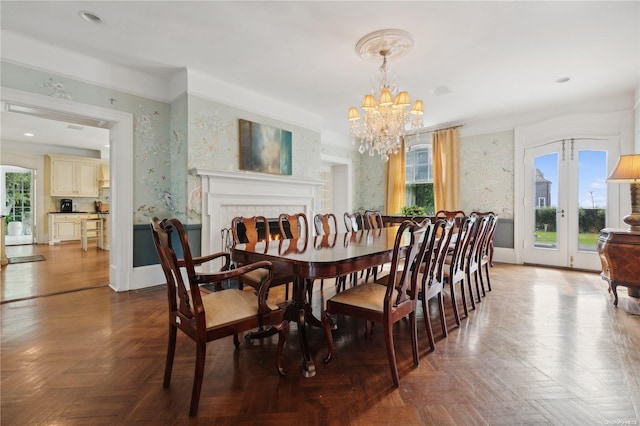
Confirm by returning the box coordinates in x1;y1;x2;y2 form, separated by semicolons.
523;139;618;270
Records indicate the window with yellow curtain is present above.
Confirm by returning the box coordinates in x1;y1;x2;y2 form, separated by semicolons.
405;134;435;214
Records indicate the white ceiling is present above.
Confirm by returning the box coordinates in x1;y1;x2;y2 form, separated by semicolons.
1;1;638;149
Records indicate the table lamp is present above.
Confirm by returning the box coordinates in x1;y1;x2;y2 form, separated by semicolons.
607;154;640;231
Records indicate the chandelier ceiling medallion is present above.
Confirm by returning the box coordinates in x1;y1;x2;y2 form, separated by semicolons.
348;29;424;161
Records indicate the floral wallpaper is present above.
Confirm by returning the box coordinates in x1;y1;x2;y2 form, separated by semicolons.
185;95;323;224
459;130;515;218
356;151;386;213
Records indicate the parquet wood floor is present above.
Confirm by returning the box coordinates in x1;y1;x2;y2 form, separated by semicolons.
1;263;639;425
1;242;109;303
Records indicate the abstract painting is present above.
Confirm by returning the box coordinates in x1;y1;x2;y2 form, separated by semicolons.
239;119;292;175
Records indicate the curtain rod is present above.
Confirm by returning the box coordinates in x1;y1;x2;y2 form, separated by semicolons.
407;124;464;138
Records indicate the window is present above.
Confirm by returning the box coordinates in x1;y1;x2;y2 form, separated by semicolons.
404;137;435;214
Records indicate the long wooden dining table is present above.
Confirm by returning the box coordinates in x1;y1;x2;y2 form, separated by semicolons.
231;225;410;377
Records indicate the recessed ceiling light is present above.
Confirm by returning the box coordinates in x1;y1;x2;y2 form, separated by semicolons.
105;144;110;148
78;10;103;24
556;77;570;84
24;132;34;137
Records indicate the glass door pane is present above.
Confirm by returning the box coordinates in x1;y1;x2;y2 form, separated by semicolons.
576;150;607;252
533;153;558;249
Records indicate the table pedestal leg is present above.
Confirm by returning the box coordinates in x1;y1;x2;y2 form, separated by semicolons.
284;276;320;377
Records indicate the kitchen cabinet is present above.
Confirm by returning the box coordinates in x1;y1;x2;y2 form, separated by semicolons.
45;155;100;197
49;213;100;244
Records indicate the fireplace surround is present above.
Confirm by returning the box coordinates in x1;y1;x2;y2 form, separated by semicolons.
195;169;322;271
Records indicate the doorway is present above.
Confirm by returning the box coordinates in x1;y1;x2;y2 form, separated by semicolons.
2;165;35;245
1;87;134;294
320;154;353;232
523;139;618;269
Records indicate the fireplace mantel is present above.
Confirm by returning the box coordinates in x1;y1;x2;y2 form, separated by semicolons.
194;169;322;264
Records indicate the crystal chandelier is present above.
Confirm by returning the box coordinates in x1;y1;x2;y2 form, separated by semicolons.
348;29;424;161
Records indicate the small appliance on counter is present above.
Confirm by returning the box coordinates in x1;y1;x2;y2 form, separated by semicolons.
60;199;73;212
95;201;110;213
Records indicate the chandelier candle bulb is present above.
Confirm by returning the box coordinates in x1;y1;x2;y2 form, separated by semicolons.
348;29;424;162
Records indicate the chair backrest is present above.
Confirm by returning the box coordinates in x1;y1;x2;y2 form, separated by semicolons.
382;220;428;309
435;210;465;230
418;218;455;287
435;210;465;220
480;213;498;258
364;210;384;230
344;212;364;232
448;215;476;276
150;217;203;327
231;216;269;244
314;213;338;236
278;213;309;240
465;214;491;267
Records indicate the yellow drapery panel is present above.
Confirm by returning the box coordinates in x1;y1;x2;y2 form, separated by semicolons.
432;128;460;212
385;140;406;215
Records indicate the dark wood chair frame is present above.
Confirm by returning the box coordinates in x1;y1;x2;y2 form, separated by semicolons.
478;213;498;295
444;215;476;325
231;216;294;300
150;217;289;417
321;220;427;387
463;214;491;306
416;218;455;350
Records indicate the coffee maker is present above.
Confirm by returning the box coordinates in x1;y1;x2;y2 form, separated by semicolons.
60;199;73;212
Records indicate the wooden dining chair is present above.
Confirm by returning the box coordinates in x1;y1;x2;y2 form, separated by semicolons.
443;215;476;325
478;213;498;296
344;211;364;232
364;210;384;230
314;213;338;235
313;213;345;295
278;212;309;240
435;210;465;230
470;211;497;268
278;212;314;300
321;220;427;387
416;218;455;350
231;216;294;301
150;217;289;417
343;211;367;286
463;214;491;306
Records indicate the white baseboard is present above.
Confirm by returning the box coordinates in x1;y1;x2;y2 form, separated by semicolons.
493;247;516;264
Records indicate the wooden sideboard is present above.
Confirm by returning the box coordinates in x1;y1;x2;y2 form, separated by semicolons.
597;228;640;305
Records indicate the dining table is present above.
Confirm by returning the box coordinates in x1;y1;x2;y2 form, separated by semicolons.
231;225;411;377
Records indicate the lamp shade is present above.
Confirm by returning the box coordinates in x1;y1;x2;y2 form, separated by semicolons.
348;107;361;121
607;154;640;183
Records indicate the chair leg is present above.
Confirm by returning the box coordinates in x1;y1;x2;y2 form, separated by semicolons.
307;279;315;304
458;280;469;317
285;283;289;301
421;295;435;351
233;333;240;348
449;282;461;326
383;322;399;387
438;292;448;337
478;264;488;296
465;270;477;310
275;320;289;376
474;269;482;303
409;311;419;366
321;310;335;363
484;263;492;291
189;340;206;417
164;324;177;388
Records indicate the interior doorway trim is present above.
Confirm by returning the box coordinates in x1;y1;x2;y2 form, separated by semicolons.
1;87;134;292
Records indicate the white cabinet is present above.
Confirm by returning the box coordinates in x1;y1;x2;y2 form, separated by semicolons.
49;213;100;243
45;155;99;197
